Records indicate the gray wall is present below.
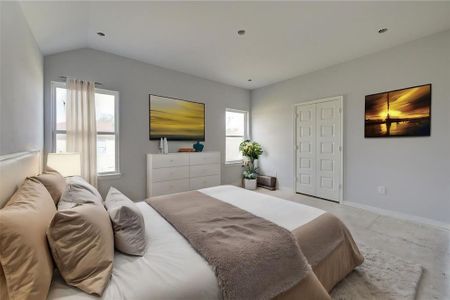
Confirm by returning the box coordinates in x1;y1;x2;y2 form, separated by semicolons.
251;30;450;225
44;48;250;199
0;2;43;155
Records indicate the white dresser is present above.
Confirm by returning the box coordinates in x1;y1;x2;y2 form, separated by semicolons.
146;152;221;197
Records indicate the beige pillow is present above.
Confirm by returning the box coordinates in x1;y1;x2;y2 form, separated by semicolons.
0;263;9;300
47;187;113;296
33;166;66;205
0;178;56;300
105;187;146;256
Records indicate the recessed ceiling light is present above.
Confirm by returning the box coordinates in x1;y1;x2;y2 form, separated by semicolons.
248;79;252;82
237;29;246;36
378;28;388;34
97;32;106;37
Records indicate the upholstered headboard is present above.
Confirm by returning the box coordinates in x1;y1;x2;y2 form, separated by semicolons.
0;151;41;208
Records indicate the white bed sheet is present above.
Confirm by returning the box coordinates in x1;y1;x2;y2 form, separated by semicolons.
48;185;324;300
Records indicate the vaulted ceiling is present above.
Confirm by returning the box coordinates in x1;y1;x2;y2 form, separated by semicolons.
20;1;450;89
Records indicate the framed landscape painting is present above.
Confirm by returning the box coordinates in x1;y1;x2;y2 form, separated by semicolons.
149;94;205;141
365;84;431;137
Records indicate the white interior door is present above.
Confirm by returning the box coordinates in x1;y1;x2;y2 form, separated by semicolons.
295;97;342;202
315;100;341;202
295;104;316;196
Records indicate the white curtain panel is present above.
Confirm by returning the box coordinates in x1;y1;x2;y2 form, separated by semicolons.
65;78;97;187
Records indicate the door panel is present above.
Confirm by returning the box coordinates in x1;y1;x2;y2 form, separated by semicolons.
295;104;316;196
295;98;342;202
315;100;341;202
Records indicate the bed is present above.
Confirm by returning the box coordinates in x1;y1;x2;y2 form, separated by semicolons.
0;152;363;300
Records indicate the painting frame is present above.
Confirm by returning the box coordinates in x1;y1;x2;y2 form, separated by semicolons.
149;94;206;141
364;84;432;138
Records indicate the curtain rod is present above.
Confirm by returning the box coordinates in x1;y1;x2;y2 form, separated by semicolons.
59;76;102;86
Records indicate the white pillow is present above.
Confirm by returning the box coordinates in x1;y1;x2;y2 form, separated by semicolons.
104;187;146;256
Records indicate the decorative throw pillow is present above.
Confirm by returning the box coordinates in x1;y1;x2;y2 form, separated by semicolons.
0;265;8;300
33;166;66;205
66;176;102;199
58;176;103;210
47;184;114;296
105;187;146;256
0;178;56;300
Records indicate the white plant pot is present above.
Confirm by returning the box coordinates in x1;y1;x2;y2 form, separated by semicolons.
244;178;257;190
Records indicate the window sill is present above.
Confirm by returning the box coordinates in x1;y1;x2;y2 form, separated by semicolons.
225;161;243;166
98;172;122;179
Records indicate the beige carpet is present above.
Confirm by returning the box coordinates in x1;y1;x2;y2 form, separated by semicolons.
331;244;423;300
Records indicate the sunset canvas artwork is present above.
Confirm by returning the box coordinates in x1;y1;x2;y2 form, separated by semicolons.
149;95;205;140
365;84;431;137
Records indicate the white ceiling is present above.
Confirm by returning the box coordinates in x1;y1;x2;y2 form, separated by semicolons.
20;1;450;89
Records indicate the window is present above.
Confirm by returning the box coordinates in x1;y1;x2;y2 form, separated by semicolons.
52;82;120;175
225;109;248;163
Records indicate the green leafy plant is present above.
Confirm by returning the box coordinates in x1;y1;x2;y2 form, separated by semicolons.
242;162;258;179
239;140;263;161
239;140;263;180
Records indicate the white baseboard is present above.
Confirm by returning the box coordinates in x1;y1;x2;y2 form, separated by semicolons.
343;201;450;231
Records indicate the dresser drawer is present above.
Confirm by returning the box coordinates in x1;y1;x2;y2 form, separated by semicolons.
189;164;220;178
189;152;220;165
152;166;189;183
151;179;189;196
152;154;189;169
190;175;220;190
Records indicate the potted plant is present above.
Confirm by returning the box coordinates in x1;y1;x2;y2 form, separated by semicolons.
239;140;263;190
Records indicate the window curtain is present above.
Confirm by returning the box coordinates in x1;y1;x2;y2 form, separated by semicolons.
65;78;97;186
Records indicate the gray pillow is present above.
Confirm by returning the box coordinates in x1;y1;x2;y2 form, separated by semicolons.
65;176;102;201
58;177;103;210
104;187;146;256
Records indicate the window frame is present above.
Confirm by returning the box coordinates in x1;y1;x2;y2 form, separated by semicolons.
51;81;121;177
225;108;249;165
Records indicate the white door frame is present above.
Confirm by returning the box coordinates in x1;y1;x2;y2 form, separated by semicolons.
292;96;344;203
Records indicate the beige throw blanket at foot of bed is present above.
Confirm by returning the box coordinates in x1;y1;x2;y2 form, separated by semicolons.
293;212;364;292
147;191;313;300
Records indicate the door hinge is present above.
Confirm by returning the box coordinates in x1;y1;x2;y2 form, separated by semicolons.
339;145;342;151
